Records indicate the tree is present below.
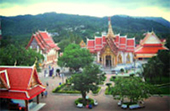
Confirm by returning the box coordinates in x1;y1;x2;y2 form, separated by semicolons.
0;44;43;71
57;44;93;71
157;50;170;77
71;64;101;104
112;77;159;103
143;56;164;83
57;33;82;52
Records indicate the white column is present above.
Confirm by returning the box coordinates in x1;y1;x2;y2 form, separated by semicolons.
37;46;39;52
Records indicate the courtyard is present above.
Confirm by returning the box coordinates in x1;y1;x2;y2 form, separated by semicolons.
37;68;170;111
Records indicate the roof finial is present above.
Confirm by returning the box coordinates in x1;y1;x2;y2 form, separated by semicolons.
106;16;115;39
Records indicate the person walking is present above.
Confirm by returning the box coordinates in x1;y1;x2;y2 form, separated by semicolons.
44;90;48;97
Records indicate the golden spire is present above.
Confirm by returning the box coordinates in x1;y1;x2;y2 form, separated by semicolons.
106;17;115;39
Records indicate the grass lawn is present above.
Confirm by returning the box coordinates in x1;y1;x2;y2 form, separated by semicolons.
145;77;170;94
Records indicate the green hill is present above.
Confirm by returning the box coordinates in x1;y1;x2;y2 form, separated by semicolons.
1;12;170;45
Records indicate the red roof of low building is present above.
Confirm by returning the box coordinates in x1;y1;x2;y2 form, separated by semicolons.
26;31;60;53
0;66;45;100
135;31;168;55
135;45;167;54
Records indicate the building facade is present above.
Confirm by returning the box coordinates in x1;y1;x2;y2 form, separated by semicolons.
26;30;60;65
86;18;135;67
135;31;168;60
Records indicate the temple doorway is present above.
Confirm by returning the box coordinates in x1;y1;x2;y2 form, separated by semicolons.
106;55;111;67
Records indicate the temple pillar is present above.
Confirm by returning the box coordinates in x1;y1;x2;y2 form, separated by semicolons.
25;100;28;111
37;94;39;104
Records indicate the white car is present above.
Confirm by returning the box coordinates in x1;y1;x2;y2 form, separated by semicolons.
94;99;98;106
77;103;83;108
121;104;127;109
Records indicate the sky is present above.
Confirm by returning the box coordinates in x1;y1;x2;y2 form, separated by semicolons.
0;0;170;21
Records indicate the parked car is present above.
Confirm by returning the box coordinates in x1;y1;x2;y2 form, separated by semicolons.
121;104;128;109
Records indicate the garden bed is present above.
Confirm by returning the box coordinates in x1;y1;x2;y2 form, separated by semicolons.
52;83;81;94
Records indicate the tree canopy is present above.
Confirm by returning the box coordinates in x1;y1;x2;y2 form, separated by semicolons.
57;33;82;52
112;77;159;103
71;64;102;104
0;44;43;71
57;44;93;71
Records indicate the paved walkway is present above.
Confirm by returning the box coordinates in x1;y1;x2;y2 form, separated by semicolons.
36;68;170;111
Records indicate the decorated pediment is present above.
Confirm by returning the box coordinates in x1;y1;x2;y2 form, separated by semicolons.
28;70;39;88
0;70;10;89
144;32;161;44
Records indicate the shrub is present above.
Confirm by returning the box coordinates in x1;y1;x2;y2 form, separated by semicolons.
120;68;124;73
105;87;113;95
110;76;116;81
92;87;101;94
52;83;65;92
75;98;94;106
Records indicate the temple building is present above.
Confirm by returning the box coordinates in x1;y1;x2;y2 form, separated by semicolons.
26;30;60;65
86;18;135;67
135;31;168;60
0;65;45;111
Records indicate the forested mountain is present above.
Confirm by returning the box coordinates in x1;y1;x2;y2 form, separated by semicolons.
1;12;170;46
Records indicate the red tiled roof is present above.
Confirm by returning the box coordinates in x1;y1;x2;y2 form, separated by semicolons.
135;31;168;55
87;35;135;53
95;37;102;51
115;35;119;46
120;37;126;44
26;31;60;53
87;40;95;53
143;44;162;47
0;66;45;100
135;46;167;54
126;39;135;52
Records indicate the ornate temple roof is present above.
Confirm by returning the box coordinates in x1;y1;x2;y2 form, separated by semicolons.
0;66;45;100
26;30;60;53
87;18;135;53
135;31;168;54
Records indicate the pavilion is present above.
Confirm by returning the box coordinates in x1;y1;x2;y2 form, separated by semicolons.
0;64;45;111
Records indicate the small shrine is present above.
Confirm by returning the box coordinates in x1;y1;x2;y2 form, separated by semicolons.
0;64;45;111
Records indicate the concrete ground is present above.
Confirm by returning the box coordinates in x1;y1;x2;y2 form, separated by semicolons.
37;68;170;111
